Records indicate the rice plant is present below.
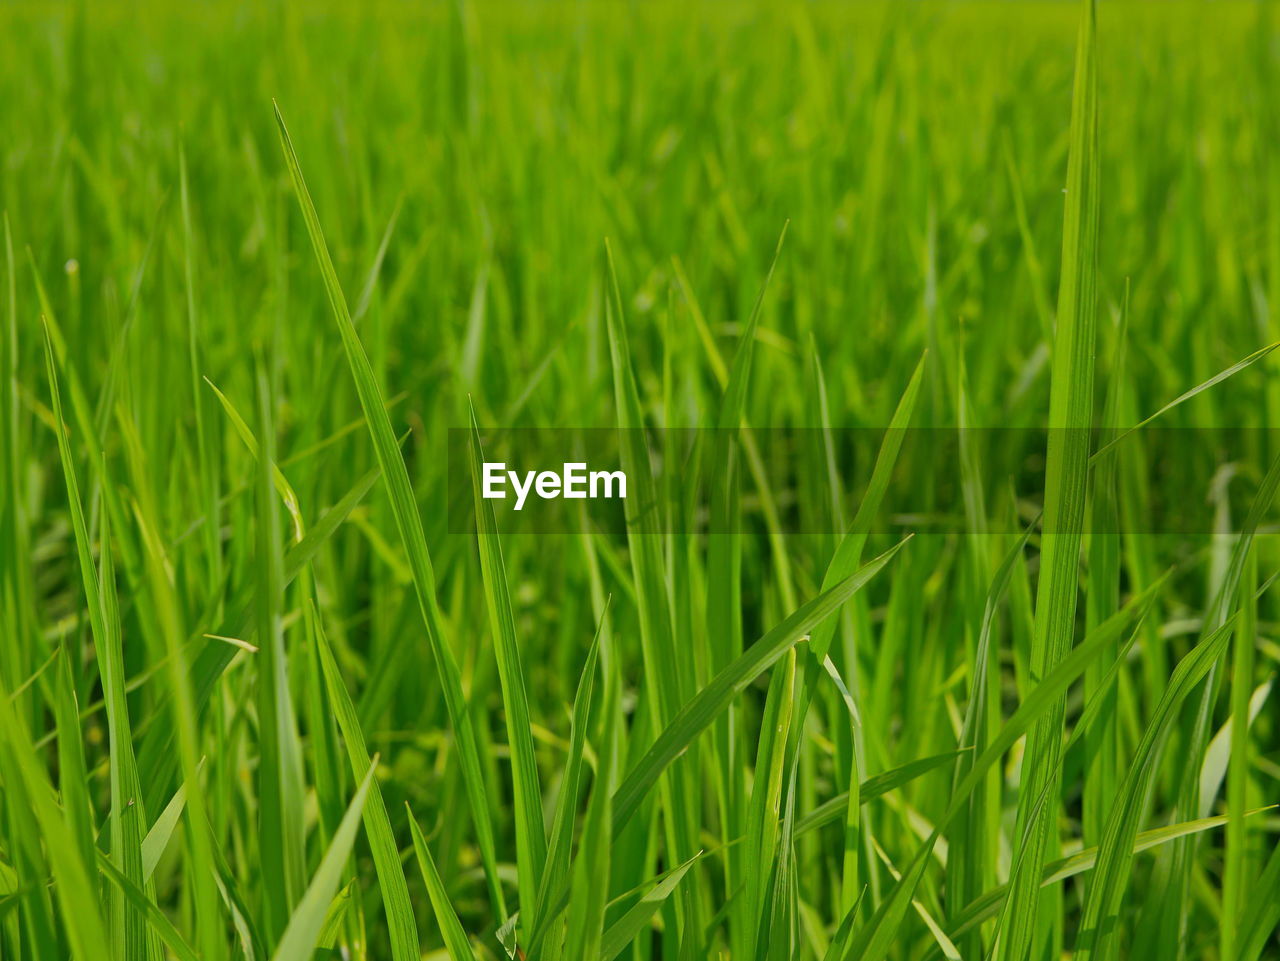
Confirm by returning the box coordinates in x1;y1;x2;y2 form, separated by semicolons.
0;1;1278;959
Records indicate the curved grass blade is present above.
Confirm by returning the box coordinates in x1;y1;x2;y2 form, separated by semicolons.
794;751;967;838
205;375;304;541
1090;341;1280;463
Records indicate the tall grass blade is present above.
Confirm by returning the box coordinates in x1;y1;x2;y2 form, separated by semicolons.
999;2;1100;957
274;101;506;918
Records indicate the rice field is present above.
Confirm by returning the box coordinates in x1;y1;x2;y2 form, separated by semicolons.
1;1;1279;959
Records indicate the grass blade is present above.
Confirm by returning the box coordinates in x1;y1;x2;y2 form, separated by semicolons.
999;2;1100;957
275;101;506;919
468;406;547;920
271;757;379;961
407;804;478;961
312;604;420;961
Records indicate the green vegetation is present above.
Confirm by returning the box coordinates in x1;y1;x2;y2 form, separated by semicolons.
1;1;1278;959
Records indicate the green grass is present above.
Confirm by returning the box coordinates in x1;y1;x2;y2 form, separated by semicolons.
1;1;1279;960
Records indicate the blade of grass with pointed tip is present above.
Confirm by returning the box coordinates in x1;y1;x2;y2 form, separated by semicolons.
600;852;702;961
528;603;607;954
407;804;478;961
271;757;378;961
274;101;505;919
1000;3;1099;957
311;604;419;961
206;376;304;540
1089;341;1280;463
565;654;620;961
467;408;546;921
42;317;157;960
137;457;383;814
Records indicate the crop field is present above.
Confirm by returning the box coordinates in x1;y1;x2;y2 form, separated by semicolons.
1;1;1279;959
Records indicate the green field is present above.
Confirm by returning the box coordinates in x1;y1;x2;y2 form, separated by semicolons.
2;1;1279;959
